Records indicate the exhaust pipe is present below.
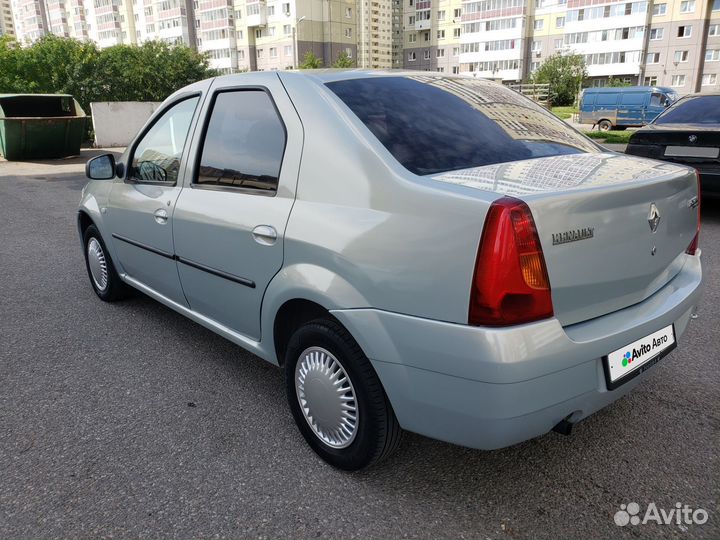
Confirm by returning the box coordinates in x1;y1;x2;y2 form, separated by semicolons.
553;417;574;436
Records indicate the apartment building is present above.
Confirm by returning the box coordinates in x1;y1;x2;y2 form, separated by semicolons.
643;0;720;92
402;0;463;72
7;0;720;89
189;0;357;73
391;0;401;65
40;0;94;39
1;0;16;36
11;0;48;41
357;0;393;67
459;0;528;80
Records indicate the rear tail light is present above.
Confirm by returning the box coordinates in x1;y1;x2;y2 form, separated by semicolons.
469;197;553;327
686;171;701;255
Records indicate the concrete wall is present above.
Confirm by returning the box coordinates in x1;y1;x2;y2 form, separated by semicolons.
91;102;162;148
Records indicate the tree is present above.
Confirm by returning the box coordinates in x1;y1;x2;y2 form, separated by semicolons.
332;51;354;68
299;51;322;69
531;53;587;106
606;76;632;87
0;36;216;113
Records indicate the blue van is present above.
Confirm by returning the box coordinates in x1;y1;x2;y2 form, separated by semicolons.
579;86;678;131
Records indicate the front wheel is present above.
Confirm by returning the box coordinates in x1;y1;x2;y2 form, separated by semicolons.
83;224;132;301
284;319;403;470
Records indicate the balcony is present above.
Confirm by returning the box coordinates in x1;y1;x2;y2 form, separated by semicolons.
196;0;229;11
245;0;266;27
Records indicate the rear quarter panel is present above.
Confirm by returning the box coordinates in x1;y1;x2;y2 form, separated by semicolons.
275;73;495;324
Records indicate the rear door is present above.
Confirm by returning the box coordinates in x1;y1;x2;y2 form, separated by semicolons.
579;92;594;123
172;74;302;340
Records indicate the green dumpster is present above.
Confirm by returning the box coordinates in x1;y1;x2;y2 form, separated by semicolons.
0;94;87;160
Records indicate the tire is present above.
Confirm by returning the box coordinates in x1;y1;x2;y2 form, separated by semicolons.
598;119;613;132
284;319;403;470
83;224;131;301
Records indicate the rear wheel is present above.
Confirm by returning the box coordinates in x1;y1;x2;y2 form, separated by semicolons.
598;119;613;132
284;319;403;470
83;224;131;301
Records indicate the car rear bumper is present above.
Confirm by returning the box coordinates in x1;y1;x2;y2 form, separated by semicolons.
331;254;702;450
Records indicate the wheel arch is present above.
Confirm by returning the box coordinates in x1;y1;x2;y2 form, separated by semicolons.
272;299;342;366
261;263;371;365
77;210;94;240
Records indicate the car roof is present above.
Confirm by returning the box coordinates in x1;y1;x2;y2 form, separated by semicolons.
583;86;675;93
211;69;476;85
675;92;720;98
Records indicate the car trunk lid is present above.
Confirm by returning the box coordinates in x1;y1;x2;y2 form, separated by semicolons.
631;124;720;147
433;153;699;326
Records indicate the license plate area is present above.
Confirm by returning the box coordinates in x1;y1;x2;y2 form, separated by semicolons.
664;146;719;158
603;324;677;390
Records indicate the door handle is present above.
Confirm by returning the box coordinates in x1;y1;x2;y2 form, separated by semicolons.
252;225;277;246
153;208;169;224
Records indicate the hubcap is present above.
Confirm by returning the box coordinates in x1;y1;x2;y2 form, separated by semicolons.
295;347;358;449
87;237;108;292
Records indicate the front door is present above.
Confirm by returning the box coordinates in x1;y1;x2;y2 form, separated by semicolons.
106;94;201;304
173;77;302;340
645;92;669;124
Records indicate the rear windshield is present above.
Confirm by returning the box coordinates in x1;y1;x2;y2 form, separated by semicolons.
653;95;720;125
326;76;598;176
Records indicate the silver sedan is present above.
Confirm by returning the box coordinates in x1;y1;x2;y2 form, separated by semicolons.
79;71;702;470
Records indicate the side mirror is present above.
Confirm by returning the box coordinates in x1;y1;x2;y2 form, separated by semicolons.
85;153;116;180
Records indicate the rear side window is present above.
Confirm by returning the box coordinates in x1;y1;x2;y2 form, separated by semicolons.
595;93;619;106
327;77;597;176
654;95;720;124
620;93;645;105
196;89;286;192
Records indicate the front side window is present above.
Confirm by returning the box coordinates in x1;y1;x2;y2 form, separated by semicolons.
196;90;286;192
130;96;199;183
650;92;668;107
327;77;597;176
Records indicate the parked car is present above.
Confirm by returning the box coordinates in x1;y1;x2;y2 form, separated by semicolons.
626;93;720;197
79;72;702;470
579;86;677;131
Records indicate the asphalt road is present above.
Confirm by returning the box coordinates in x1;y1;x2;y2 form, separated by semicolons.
1;151;718;539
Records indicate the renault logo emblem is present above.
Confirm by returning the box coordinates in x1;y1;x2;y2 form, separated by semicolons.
688;134;698;143
648;203;661;233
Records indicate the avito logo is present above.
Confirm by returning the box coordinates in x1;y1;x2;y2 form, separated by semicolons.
621;335;669;368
